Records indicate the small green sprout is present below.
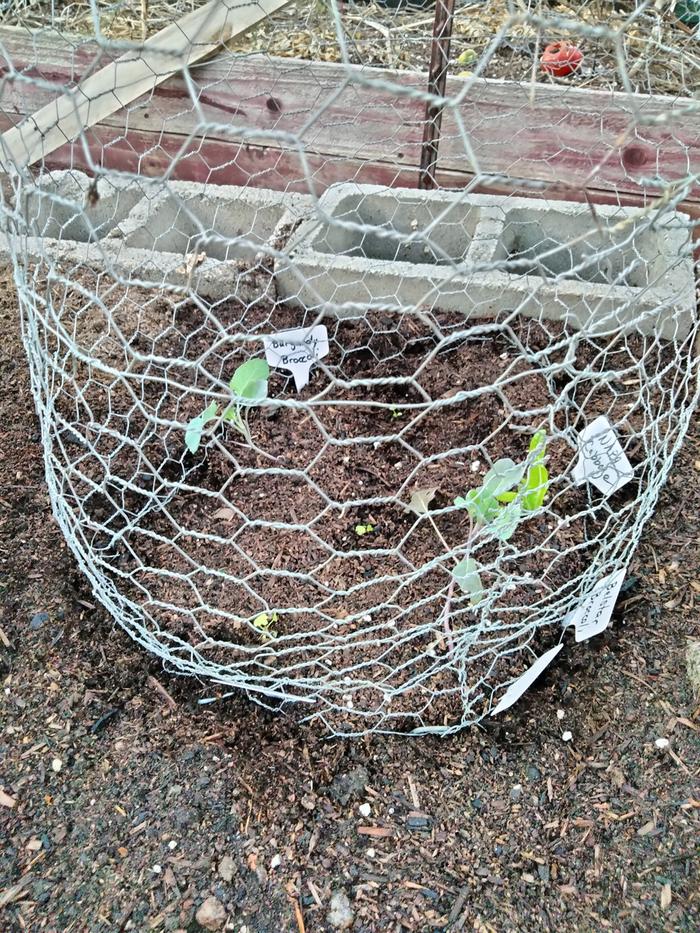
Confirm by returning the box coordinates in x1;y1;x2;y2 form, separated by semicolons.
252;611;278;642
184;400;218;455
452;432;550;603
391;407;403;419
354;523;375;536
185;358;269;454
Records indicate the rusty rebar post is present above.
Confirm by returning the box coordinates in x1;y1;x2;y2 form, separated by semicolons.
418;0;457;190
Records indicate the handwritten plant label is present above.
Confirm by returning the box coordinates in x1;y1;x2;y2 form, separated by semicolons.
491;643;563;715
564;568;626;643
572;415;634;496
263;325;329;392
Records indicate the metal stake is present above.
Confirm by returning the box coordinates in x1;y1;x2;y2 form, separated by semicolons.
418;0;457;190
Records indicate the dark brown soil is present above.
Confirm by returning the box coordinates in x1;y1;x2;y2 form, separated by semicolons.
2;265;699;932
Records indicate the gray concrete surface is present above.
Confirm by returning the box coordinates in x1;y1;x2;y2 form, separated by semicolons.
2;170;310;298
1;173;695;340
114;180;309;263
275;183;695;340
20;170;145;242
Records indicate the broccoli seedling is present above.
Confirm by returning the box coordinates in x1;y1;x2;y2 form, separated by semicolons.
185;358;270;454
452;432;549;603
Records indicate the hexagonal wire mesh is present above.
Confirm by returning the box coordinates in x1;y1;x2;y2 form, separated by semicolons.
1;0;699;734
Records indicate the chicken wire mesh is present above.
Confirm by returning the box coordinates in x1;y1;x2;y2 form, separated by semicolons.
1;0;699;735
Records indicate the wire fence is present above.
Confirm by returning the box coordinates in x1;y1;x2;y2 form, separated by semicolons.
1;0;699;734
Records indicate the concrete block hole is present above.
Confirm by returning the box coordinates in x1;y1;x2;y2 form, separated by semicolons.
21;173;143;243
313;190;480;265
122;192;290;262
495;208;658;287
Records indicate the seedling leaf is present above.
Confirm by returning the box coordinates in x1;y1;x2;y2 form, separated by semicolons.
354;523;375;536
455;488;499;524
483;458;525;497
491;500;522;541
229;358;270;403
529;430;547;463
185;401;218;454
452;557;483;606
407;487;438;516
252;611;278;641
522;463;549;511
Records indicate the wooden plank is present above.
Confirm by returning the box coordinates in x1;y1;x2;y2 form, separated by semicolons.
1;112;693;219
0;27;698;206
0;0;291;171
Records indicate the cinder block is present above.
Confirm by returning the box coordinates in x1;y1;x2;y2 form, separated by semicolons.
11;236;277;306
4;175;694;342
275;183;695;339
2;174;313;300
19;169;145;242
114;180;310;263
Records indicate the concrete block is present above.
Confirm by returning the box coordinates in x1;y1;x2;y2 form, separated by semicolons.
2;174;313;302
19;169;145;242
12;236;277;306
275;183;695;339
113;180;310;263
4;174;694;342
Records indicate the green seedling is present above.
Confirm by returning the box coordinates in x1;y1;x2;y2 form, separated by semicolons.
354;523;375;536
252;611;278;642
391;407;403;419
185;358;269;454
452;432;549;603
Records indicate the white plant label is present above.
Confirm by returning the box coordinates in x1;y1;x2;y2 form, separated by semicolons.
564;568;626;643
491;643;563;716
572;415;634;496
263;325;329;391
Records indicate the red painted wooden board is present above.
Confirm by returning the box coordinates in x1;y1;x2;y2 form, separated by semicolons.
0;25;699;213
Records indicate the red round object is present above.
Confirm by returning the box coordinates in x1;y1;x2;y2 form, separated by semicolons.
540;41;583;78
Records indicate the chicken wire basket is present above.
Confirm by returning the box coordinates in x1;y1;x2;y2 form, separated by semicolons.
2;1;700;734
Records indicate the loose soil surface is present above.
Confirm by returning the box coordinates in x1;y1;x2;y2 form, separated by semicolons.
1;264;699;931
